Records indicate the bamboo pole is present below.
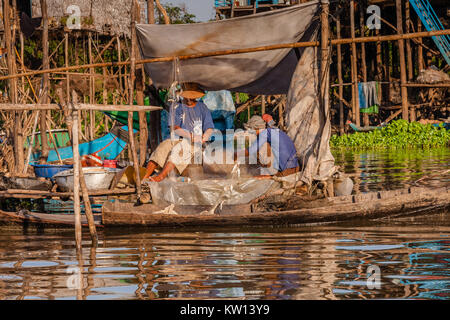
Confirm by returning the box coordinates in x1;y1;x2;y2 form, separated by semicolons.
3;0;19;173
405;1;413;81
46;119;63;164
336;12;344;135
71;91;82;252
0;103;162;112
2;29;450;82
155;0;170;24
78;162;98;245
130;0;142;199
23;112;39;174
39;0;50;161
88;33;95;140
103;67;109;132
360;6;369;127
320;0;333;197
135;1;148;167
64;32;73;140
417;18;424;71
350;0;360;126
147;0;155;24
396;0;409;121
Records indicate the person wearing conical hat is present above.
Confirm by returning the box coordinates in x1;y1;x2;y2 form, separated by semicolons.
143;82;215;182
241;114;299;178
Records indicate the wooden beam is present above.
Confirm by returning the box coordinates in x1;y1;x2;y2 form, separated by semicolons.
39;0;50;161
147;0;155;24
71;91;82;252
130;0;142;199
350;0;360;126
336;12;344;135
396;0;409;121
0;103;162;111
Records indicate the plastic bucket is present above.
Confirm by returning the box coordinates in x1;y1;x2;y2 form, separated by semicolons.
32;164;74;179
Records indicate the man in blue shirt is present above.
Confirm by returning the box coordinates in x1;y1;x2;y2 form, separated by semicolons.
143;83;214;182
243;115;299;178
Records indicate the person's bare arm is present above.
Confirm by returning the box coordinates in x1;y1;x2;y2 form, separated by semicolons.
202;128;214;143
172;126;192;140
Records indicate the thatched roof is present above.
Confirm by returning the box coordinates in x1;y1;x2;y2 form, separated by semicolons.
30;0;148;36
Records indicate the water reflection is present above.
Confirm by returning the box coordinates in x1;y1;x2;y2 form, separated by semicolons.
333;147;450;192
0;212;449;300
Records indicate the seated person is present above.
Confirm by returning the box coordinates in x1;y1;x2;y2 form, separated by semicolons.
239;115;299;179
143;83;214;182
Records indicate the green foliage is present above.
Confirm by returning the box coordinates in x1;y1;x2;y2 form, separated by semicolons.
158;3;197;24
331;120;450;149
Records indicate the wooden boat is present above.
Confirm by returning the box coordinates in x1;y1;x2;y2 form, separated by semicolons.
348;122;384;132
0;186;448;229
30;125;133;163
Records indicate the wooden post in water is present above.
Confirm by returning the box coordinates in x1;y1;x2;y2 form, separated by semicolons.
405;0;415;122
360;6;369;127
39;0;50;161
395;0;409;121
336;12;344;135
130;0;142;199
320;0;333;197
4;0;22;173
71;92;82;252
65;32;73;140
350;0;360;127
88;33;95;140
135;1;148;166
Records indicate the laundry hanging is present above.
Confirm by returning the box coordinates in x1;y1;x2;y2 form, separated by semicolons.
358;81;380;114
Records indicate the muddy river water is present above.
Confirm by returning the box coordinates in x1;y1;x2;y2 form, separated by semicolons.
0;148;448;300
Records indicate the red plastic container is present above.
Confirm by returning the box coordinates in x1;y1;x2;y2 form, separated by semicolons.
103;160;118;168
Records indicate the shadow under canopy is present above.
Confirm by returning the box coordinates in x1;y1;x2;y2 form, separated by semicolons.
136;0;336;185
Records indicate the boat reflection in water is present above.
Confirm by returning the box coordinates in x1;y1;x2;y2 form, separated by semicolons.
0;212;448;300
0;149;448;300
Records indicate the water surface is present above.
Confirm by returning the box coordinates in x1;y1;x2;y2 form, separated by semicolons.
0;148;448;300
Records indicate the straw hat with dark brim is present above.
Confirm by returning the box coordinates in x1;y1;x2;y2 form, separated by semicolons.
180;82;205;99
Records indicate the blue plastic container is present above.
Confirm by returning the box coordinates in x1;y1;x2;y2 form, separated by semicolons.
32;164;73;179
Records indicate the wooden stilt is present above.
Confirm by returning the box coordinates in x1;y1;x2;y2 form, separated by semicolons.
417;18;424;71
350;0;360;127
261;95;266;115
40;0;50;161
395;0;409;121
336;12;344;135
135;2;148;166
147;0;155;24
405;1;414;81
64;32;73;140
320;0;332;197
88;33;95;140
71;92;82;252
360;6;369;127
130;0;142;199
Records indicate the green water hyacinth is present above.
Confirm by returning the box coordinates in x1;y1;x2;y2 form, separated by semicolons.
331;120;450;149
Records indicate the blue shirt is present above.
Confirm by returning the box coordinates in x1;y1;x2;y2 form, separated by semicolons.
169;101;215;134
248;128;299;172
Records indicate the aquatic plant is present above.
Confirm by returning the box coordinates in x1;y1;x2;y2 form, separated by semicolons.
331;120;450;149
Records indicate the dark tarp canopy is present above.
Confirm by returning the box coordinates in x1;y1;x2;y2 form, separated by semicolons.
136;1;320;95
